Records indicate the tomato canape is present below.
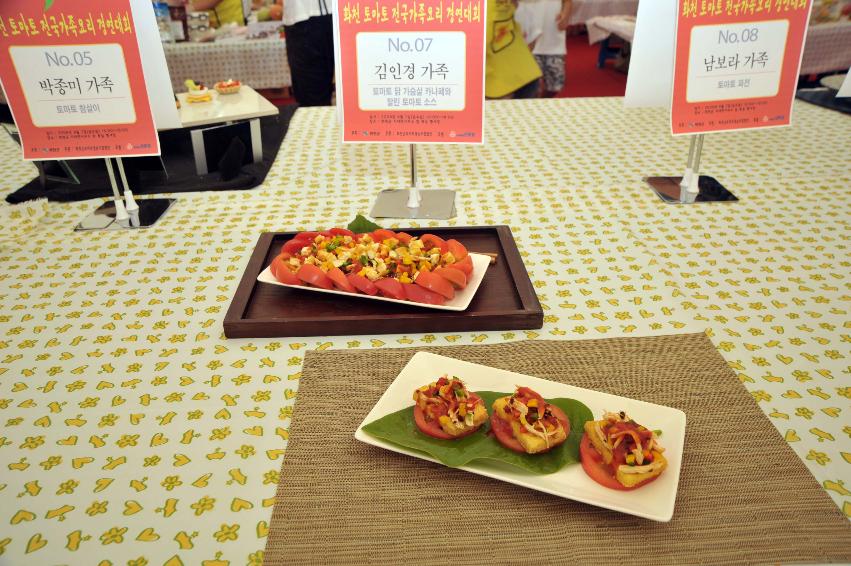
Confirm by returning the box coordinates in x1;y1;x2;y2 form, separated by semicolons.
491;387;569;454
413;376;488;439
266;229;473;305
580;411;667;490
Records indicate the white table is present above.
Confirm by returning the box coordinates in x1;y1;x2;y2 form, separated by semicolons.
163;38;291;92
569;0;638;25
800;20;851;75
176;85;279;174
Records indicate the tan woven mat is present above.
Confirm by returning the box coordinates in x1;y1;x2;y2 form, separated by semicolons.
265;334;851;565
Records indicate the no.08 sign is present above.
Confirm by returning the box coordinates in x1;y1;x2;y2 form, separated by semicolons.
672;0;812;135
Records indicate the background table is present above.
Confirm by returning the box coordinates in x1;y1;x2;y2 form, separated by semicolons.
569;0;638;25
800;20;851;75
0;98;849;565
163;38;291;93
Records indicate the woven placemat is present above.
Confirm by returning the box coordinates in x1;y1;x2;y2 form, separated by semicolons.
265;334;851;565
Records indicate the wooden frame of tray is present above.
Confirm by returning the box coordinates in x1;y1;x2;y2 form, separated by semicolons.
223;225;543;338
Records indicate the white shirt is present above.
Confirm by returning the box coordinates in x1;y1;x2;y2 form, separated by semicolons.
515;0;567;56
283;0;335;26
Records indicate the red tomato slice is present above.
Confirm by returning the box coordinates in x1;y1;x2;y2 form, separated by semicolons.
294;231;319;242
296;264;334;290
490;411;526;453
579;433;659;491
420;233;448;254
414;271;455;300
447;239;468;260
414;404;482;439
347;273;378;295
403;283;446;305
395;231;413;244
371;229;397;242
326;267;355;292
447;254;473;276
271;256;301;285
413;405;454;439
434;266;467;289
281;238;310;256
373;278;406;300
328;228;354;237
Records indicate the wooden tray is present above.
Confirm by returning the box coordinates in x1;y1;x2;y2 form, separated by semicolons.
223;226;542;338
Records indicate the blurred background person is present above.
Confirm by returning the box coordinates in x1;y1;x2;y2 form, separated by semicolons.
486;0;542;99
515;0;571;97
284;0;335;106
190;0;246;27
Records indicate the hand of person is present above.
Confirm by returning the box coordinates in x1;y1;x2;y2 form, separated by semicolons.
556;0;572;30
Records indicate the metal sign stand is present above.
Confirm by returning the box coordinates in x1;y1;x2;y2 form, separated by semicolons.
645;134;738;203
74;158;175;231
370;144;456;219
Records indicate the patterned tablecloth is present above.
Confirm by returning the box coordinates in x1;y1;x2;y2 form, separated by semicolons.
163;38;291;93
0;98;849;565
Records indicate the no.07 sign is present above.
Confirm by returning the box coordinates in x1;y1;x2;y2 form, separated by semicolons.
336;0;486;143
671;0;812;135
0;0;159;160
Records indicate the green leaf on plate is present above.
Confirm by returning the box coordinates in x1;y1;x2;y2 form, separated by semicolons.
44;0;54;11
361;391;593;474
347;214;382;234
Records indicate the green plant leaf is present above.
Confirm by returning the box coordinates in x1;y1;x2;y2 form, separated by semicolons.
347;214;382;234
44;0;54;11
361;392;593;474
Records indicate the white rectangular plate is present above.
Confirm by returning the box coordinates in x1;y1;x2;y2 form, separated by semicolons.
257;253;491;311
355;352;687;522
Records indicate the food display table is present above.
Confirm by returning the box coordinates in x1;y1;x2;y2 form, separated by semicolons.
569;0;638;25
162;38;291;93
800;20;851;75
0;98;849;565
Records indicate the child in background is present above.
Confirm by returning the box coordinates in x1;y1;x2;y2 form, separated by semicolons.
485;0;542;99
515;0;571;97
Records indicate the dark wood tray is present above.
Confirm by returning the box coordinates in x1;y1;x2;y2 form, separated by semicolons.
223;226;542;338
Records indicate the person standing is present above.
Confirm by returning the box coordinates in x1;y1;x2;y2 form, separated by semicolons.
515;0;571;97
284;0;335;106
485;0;542;99
190;0;246;27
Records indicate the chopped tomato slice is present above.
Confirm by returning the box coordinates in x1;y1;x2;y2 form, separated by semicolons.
420;233;448;254
296;264;334;289
328;228;354;237
373;278;406;300
434;266;467;289
414;271;455;300
579;433;659;491
447;254;473;276
347;273;378;295
371;229;397;242
271;256;300;285
395;231;413;244
403;283;446;305
326;267;355;292
281;238;310;256
446;239;468;260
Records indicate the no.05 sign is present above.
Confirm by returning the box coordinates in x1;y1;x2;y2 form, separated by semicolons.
671;0;812;135
0;0;159;160
337;0;485;143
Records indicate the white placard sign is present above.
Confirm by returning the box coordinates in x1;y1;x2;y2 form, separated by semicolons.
356;32;466;111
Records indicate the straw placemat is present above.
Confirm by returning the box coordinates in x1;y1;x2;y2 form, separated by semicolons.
265;334;851;565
